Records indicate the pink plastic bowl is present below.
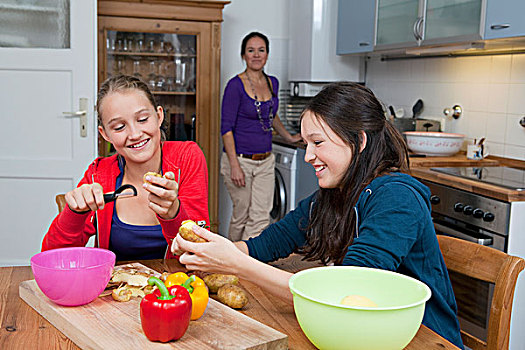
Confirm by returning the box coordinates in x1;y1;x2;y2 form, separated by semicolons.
30;247;115;306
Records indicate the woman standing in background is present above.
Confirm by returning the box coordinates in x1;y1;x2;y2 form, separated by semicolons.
221;31;301;241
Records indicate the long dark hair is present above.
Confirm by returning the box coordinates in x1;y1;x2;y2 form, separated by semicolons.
96;74;167;141
300;82;409;265
240;31;275;98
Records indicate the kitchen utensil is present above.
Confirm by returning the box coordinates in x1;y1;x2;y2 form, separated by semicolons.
30;247;115;306
404;131;465;156
412;99;424;118
20;263;287;349
388;106;397;118
289;266;431;350
103;184;137;203
415;119;441;132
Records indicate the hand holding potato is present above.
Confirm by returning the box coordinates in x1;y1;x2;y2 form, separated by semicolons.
142;171;180;220
65;183;105;213
174;225;249;276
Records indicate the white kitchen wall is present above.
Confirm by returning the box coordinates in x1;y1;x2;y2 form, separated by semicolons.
366;54;525;161
218;0;291;236
221;0;290;90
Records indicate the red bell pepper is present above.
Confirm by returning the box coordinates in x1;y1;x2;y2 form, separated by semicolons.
140;276;192;343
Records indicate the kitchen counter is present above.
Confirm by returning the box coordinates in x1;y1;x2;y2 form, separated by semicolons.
2;256;459;349
408;153;525;202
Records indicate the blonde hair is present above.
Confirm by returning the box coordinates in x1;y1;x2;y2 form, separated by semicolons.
96;75;166;140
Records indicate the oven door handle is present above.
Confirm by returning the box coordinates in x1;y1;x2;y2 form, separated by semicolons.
434;222;494;246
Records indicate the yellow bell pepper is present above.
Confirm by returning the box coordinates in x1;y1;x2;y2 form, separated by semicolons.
165;272;209;320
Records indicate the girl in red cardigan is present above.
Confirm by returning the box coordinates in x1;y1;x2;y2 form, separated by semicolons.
42;75;209;260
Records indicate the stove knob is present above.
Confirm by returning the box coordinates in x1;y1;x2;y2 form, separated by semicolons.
430;195;440;205
454;203;464;212
473;208;484;218
463;205;473;215
483;212;495;222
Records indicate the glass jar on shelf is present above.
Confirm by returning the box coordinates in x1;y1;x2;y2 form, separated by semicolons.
132;59;143;80
155;60;167;91
174;57;186;91
147;59;157;91
114;57;127;75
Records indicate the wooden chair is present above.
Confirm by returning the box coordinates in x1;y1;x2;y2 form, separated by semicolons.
437;235;525;350
55;194;66;213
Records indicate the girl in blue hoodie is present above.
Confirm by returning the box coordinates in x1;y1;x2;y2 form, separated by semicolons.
173;82;463;348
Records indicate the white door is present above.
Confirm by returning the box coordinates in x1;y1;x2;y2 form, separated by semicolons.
0;0;97;266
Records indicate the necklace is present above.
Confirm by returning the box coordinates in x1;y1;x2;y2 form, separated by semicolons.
245;71;274;132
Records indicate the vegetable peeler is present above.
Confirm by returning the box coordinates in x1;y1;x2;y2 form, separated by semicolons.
103;184;138;203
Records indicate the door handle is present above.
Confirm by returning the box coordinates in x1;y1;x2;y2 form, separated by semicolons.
63;98;88;137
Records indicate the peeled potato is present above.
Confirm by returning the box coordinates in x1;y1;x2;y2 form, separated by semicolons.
143;171;163;184
340;295;378;307
179;219;207;243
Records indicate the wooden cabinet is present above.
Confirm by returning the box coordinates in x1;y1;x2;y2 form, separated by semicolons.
98;0;229;231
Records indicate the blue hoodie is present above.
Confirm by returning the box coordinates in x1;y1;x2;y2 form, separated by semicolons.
246;173;464;349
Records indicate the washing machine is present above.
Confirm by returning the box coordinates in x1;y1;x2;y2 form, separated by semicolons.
270;142;319;222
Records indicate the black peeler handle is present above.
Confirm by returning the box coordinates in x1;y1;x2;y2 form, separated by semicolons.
103;184;138;203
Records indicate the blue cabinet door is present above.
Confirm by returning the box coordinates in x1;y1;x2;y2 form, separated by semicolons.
484;0;525;39
336;0;375;54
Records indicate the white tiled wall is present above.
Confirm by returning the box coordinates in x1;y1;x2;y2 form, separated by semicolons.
366;54;525;160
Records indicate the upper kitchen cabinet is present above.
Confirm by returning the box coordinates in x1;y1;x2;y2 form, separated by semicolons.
375;0;421;49
376;0;484;50
336;0;375;54
484;0;525;39
98;0;229;231
374;0;525;52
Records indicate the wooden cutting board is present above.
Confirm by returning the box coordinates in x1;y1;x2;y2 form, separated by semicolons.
19;264;287;349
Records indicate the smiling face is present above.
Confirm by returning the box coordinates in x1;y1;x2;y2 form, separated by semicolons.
242;36;268;71
98;89;163;165
301;111;353;189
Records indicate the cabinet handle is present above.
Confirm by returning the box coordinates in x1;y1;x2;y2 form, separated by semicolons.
358;42;370;46
417;17;424;40
490;24;510;30
413;17;423;41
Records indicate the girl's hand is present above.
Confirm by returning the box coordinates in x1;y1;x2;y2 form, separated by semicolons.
143;171;180;220
230;164;245;187
175;225;247;275
65;183;105;213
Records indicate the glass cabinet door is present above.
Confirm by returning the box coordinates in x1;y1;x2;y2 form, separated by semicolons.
103;30;197;155
376;0;421;47
424;0;482;41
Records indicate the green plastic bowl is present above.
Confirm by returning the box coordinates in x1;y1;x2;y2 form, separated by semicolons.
289;266;431;350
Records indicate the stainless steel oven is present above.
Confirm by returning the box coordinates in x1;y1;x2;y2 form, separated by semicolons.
421;179;511;342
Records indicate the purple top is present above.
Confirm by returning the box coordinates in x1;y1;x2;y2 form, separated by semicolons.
221;74;279;154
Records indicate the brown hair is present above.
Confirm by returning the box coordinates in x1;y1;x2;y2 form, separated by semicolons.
299;82;409;264
96;75;167;140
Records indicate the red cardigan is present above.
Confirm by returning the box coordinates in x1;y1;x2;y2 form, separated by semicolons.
42;141;210;259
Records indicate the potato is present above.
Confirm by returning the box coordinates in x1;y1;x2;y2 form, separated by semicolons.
217;284;248;309
340;295;378;307
203;273;239;293
143;171;162;184
179;219;207;243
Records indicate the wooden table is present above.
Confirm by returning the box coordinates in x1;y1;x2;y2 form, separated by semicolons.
1;256;459;349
